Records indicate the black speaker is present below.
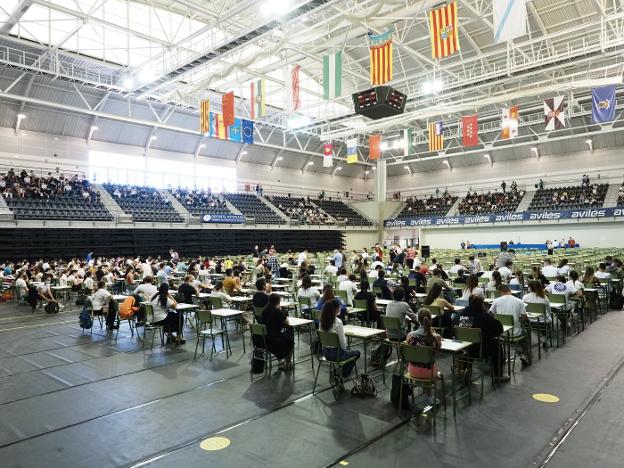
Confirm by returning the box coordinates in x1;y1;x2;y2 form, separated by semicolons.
500;241;508;251
352;86;407;120
421;245;430;259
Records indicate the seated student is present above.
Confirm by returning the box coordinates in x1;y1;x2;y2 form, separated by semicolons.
156;263;169;284
279;263;292;279
297;275;320;314
557;259;571;276
210;281;232;306
373;270;393;300
223;269;242;296
449;258;465;275
430;258;448;280
489;284;529;366
134;276;158;302
595;263;612;282
486;271;504;293
37;275;61;311
522;280;552;323
119;294;146;324
324;260;338;276
91;280;113;328
15;272;28;300
399;276;417;304
542;259;559;278
566;270;585;292
261;293;294;371
404;308;441;380
336;267;349;285
316;285;347;321
338;273;358;306
460;274;485;303
368;264;383;280
177;275;197;304
529;266;549;287
546;274;582;309
583;266;600;286
385;287;418;341
423;282;455;337
353;281;380;327
426;268;452;293
83;271;95;293
467;295;506;382
408;266;427;292
498;260;514;283
509;270;524;292
149;283;184;345
320;299;360;378
253;278;272;309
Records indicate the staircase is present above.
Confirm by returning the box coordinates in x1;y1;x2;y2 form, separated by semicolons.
159;190;191;221
0;194;13;220
446;197;464;216
93;184;131;222
386;201;406;220
223;198;242;215
259;196;291;222
516;190;537;212
602;184;620;208
308;200;336;223
344;201;377;225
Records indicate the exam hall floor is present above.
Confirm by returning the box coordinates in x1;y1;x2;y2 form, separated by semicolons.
0;301;623;468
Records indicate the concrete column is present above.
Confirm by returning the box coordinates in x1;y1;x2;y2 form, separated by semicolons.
375;159;387;203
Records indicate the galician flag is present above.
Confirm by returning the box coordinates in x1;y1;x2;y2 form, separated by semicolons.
493;0;527;43
403;128;414;156
323;51;342;100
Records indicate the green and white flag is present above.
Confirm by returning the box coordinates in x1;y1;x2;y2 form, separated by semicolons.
403;128;414;156
323;51;342;100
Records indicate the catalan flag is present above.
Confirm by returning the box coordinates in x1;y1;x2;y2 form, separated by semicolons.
429;1;459;59
428;121;444;152
200;99;210;134
368;30;393;86
210;112;228;140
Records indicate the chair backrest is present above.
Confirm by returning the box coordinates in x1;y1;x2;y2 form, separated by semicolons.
312;309;322;321
373;286;382;297
381;315;402;332
353;299;368;310
209;295;223;309
318;330;340;349
547;292;566;305
400;343;434;365
298;296;312;307
423;304;441;316
196;309;215;327
143;303;154;322
253;306;264;320
334;289;348;302
493;313;514;327
478;277;489;285
525;302;546;315
455;326;482;344
250;323;267;337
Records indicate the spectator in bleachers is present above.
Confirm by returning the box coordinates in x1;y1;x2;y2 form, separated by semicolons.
270;196;333;224
458;186;524;215
171;188;227;211
0;170;100;202
530;182;608;210
400;192;456;217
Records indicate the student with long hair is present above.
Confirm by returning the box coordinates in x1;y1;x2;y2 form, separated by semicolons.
509;270;524;292
460;274;484;301
423;282;455;337
530;266;549;287
149;283;184;345
316;284;346;320
353;281;380;327
486;270;504;292
261;293;294;371
468;295;506;381
319;299;360;378
583;266;599;286
522;280;552;323
404;308;441;379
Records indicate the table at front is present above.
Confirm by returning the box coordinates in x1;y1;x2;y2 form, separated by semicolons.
51;285;72;304
287;317;314;371
376;299;392;309
175;303;199;339
440;338;473;416
343;324;385;373
210;308;246;353
230;296;252;310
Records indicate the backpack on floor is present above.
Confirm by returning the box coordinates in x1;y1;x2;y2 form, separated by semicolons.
79;304;93;330
251;349;265;374
44;301;59;314
351;373;377;398
370;343;392;369
390;374;411;410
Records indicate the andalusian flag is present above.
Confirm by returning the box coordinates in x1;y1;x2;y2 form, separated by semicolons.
347;138;358;164
368;30;393;86
199;99;210;134
323;51;342;100
428;122;444;152
210;113;228;140
403;128;414;157
250;79;266;120
429;1;459;59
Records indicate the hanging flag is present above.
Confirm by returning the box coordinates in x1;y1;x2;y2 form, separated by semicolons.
429;1;459;59
242;119;254;144
229;118;242;143
428;122;444;152
347;138;358;164
369;134;381;160
368;30;393;86
323;142;333;168
200;99;210;134
403;128;414;156
323;51;342;100
493;0;527;43
210;112;228;140
284;65;302;113
462;114;479;147
592;85;617;124
544;96;566;131
501;106;519;139
250;79;266;120
222;91;235;127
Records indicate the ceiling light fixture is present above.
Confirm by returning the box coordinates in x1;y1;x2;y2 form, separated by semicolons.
17;113;26;120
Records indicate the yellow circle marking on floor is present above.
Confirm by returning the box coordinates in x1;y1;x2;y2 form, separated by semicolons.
533;393;560;403
339;462;349;466
199;437;231;451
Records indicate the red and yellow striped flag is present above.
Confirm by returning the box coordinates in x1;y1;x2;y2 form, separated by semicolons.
428;121;444;152
429;1;459;59
368;30;393;86
200;99;210;134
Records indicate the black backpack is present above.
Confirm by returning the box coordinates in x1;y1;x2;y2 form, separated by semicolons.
351;373;377;398
44;301;59;314
251;349;265;374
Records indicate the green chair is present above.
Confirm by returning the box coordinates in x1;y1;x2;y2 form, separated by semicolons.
398;343;446;426
253;306;265;323
455;327;493;400
353;298;369;326
493;313;527;374
195;309;231;360
525;302;552;358
142;304;164;349
373;286;383;297
334;289;348;303
547;292;569;345
312;330;359;399
298;296;312;318
208;296;224;310
249;323;280;376
380;315;403;383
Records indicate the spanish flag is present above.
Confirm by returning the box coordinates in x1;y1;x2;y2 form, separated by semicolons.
210;112;228;140
428;121;444;152
368;30;393;86
429;1;459;59
199;99;210;134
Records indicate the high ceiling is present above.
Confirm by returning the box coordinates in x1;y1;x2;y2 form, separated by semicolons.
1;0;624;178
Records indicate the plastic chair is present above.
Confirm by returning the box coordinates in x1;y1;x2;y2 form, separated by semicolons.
493;313;527;374
250;323;280;376
455;327;494;400
195;309;230;360
525;302;552;358
142;304;164;349
312;330;359;399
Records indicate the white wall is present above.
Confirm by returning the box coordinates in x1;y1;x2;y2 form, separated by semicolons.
386;146;624;197
416;221;624;248
0;127;373;196
344;231;380;251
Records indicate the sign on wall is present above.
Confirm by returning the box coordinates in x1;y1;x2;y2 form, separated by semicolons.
202;214;245;224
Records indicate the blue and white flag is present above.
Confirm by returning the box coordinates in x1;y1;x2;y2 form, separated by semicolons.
592;85;617;124
229;118;242;142
242;119;254;144
346;138;358;164
493;0;527;43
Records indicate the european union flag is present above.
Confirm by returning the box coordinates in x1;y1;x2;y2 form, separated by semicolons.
242;119;254;144
229;118;242;142
592;85;617;124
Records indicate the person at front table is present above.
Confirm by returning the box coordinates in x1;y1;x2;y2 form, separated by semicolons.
404;308;441;380
385;287;418;341
177;275;197;304
210;281;232;306
317;284;347;321
320;299;360;378
467;295;506;382
262;293;294;371
423;283;455;337
488;284;529;366
353;281;380;328
253;277;272;309
373;270;393;300
149;283;184;345
522;280;552;324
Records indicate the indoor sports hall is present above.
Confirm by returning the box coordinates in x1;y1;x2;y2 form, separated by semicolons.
0;1;623;467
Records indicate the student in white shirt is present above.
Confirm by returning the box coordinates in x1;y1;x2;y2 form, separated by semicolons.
542;260;559;278
149;283;184;344
134;276;158;301
498;260;514;283
449;258;465;275
460;274;484;301
370;259;384;270
83;272;95;293
522;280;552;323
489;285;527;341
319;299;359;378
595;263;612;281
566;271;584;292
324;260;338;276
338;274;358;306
545;275;582;310
336;267;349;285
210;281;232;305
15;273;28;299
91;280;112;322
557;259;571;276
297;249;308;267
297;275;320;313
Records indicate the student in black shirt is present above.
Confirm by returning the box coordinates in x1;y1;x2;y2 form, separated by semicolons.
261;293;294;371
177;275;197;304
353;281;380;328
252;278;271;311
373;270;393;300
468;295;506;381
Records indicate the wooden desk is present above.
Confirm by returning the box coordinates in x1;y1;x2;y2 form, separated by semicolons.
287;317;315;370
344;324;385;373
175;303;199;339
440;338;473;416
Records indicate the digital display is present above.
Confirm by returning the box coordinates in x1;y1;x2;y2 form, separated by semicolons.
355;88;378;109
